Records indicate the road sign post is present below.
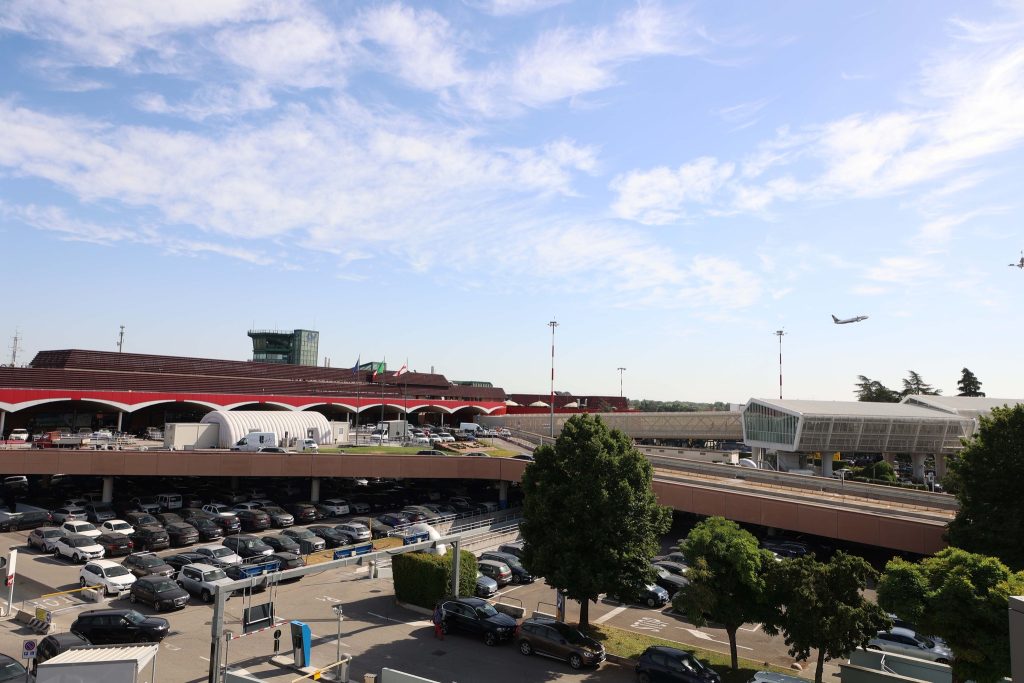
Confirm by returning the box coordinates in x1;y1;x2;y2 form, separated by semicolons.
22;639;36;660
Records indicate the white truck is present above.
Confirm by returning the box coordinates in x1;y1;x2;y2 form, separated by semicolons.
230;431;278;451
380;420;411;440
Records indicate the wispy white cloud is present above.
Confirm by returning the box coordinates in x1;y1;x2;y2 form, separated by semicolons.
469;0;572;16
135;82;275;121
610;157;734;225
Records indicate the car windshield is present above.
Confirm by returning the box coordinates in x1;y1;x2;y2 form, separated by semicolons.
73;523;96;531
265;506;286;515
71;537;95;547
242;539;266;549
210;547;232;558
153;580;178;592
475;603;498;618
203;569;227;581
111;522;131;530
135;515;157;525
106;566;131;578
124;611;146;625
0;659;26;680
291;530;313;539
137;556;163;567
43;529;62;538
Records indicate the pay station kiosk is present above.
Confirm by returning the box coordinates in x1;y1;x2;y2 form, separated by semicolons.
290;620;312;668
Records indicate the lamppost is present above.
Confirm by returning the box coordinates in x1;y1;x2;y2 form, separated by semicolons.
332;604;344;667
548;319;559;438
617;367;626;398
774;329;786;400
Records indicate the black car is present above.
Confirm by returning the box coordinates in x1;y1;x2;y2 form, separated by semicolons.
184;515;224;541
635;646;720;683
31;632;89;674
308;525;352;549
124;511;161;530
0;654;28;681
518;617;605;669
153;512;184;527
130;525;170;551
164;552;207;572
285;502;318;523
122;552;175;579
653;565;689;596
129;576;190;612
281;528;326;553
222;534;274;559
262;535;300;554
205;512;241;534
270;551;305;575
436;596;517;646
95;532;134;557
480;551;534;584
236;509;272;531
70;608;170;644
164;522;199;546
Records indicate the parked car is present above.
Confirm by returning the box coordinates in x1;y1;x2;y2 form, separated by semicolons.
477;559;513;587
176;563;234;603
475;572;498;598
204;512;241;534
0;654;27;680
130;525;170;551
222;534;274;559
319;498;351;516
128;497;162;515
53;534;104;563
70;608;170;644
124;511;161;530
635;646;721;683
653;564;689;596
183;515;224;541
27;527;65;553
50;506;87;524
260;505;294;527
163;552;207;572
653;561;689;578
164;521;199;546
518;616;605;669
376;513;410;528
348;501;371;514
436;596;517;646
497;542;525;560
31;632;90;673
61;520;101;539
100;519;135;536
194;544;243;567
84;502;116;523
609;583;670;609
262;535;301;554
308;525;353;549
285;502;318;523
235;509;271;531
334;521;371;542
281;528;326;552
511;454;535;462
867;628;953;664
350;517;391;540
122;552;176;579
95;532;134;557
480;551;534;584
79;559;136;596
153;512;185;527
271;551;306;575
129;576;190;612
747;672;807;683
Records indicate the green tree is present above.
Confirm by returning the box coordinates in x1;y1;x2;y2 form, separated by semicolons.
877;547;1024;683
855;460;897;483
901;370;941;397
956;367;985;396
671;517;774;670
520;414;671;629
854;375;900;402
945;404;1024;569
763;552;889;683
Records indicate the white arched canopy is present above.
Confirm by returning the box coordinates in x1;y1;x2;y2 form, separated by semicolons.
200;410;333;448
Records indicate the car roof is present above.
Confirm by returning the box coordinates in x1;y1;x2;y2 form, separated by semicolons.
183;562;220;572
645;645;692;656
89;559;122;567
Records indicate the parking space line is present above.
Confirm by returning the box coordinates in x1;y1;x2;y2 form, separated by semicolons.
367;611;429;626
594;605;628;625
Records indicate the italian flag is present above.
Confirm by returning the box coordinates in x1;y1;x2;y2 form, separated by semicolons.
393;363;409;378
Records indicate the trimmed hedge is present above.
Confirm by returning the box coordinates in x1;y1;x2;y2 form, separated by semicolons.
392;549;478;609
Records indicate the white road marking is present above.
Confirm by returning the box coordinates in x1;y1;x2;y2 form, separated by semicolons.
594;606;628;625
679;628;752;650
740;623;761;633
631;617;667;632
367;611;429;626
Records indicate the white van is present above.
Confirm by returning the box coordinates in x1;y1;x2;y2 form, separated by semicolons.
8;429;29;442
231;432;277;452
157;493;183;510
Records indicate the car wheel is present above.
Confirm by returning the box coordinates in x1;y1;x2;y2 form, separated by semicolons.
637;673;651;683
519;640;533;656
79;578;87;588
201;589;212;603
53;547;60;558
646;596;657;608
135;634;152;643
129;593;137;604
568;654;583;670
484;631;498;646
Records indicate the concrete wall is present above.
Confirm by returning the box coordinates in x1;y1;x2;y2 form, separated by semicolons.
1011;595;1024;683
845;650;950;683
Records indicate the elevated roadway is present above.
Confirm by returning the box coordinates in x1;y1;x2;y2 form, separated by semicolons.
0;448;950;555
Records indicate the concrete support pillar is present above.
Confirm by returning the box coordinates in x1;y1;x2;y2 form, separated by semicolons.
1010;596;1024;683
777;451;800;472
310;478;321;503
0;410;5;438
116;411;123;433
934;453;947;480
752;446;766;468
820;453;834;478
498;481;509;510
910;453;926;484
102;476;114;503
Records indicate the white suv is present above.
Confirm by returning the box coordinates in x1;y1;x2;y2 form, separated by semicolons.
319;499;350;516
54;534;104;563
100;519;134;536
61;520;101;539
80;559;136;595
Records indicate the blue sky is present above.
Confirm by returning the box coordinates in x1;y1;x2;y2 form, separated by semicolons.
2;1;1023;403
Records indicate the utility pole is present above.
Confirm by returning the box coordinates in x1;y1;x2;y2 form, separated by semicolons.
117;325;125;353
617;367;626;398
548;320;559;438
774;329;786;399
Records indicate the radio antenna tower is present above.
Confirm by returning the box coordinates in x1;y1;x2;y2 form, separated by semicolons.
9;330;21;366
117;325;125;353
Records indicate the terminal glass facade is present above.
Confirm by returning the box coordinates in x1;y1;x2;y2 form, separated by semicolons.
248;329;319;366
743;402;798;447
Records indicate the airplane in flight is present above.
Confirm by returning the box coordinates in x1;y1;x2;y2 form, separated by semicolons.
1009;251;1024;269
832;314;869;325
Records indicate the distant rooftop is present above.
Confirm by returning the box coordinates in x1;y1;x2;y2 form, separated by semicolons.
746;398;959;419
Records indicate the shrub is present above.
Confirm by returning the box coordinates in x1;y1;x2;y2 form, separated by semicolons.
392;549;478;609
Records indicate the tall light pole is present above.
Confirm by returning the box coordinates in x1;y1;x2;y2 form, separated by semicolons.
617;367;626;398
548;320;559;438
774;329;786;399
